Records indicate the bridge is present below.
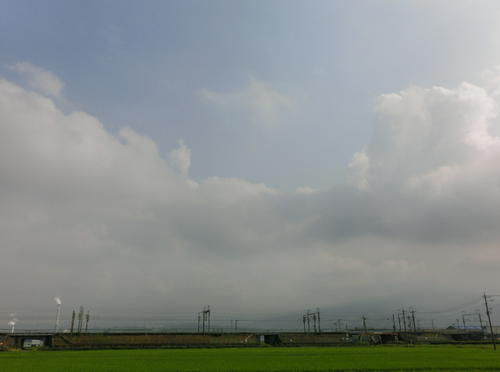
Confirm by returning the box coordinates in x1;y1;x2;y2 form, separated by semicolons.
1;332;53;348
0;328;490;349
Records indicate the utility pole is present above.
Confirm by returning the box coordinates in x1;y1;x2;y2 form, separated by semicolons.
483;292;496;350
235;319;238;332
200;306;210;334
462;312;467;332
85;311;90;332
203;307;206;334
476;310;484;330
392;314;396;333
199;307;210;334
401;309;408;347
410;308;416;333
362;315;368;344
316;308;321;333
338;319;342;332
397;313;402;332
207;306;210;333
78;306;84;333
70;310;75;337
304;308;320;333
463;310;484;333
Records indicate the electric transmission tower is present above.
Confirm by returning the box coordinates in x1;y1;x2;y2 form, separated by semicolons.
304;308;321;333
198;306;211;334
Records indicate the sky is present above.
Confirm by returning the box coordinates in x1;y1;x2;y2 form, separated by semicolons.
2;0;500;332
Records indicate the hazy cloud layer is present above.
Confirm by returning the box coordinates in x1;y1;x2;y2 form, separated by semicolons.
198;77;298;130
2;67;500;325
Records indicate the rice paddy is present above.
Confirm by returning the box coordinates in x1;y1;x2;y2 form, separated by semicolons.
2;345;500;371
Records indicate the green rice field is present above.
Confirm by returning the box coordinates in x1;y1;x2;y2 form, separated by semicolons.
2;346;500;371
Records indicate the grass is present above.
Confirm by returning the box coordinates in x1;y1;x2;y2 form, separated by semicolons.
2;345;500;371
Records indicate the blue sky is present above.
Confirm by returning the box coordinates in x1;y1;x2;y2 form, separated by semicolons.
3;1;500;330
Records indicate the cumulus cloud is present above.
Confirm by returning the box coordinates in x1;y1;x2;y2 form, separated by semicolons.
3;66;500;327
323;81;500;251
9;62;64;99
198;77;297;130
348;83;498;191
0;73;298;313
168;140;191;178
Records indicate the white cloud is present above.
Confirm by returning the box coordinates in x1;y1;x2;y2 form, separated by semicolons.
3;66;500;325
9;62;64;99
347;151;370;189
168;140;191;178
348;83;498;191
199;176;279;200
0;74;300;313
198;77;297;130
295;186;319;195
